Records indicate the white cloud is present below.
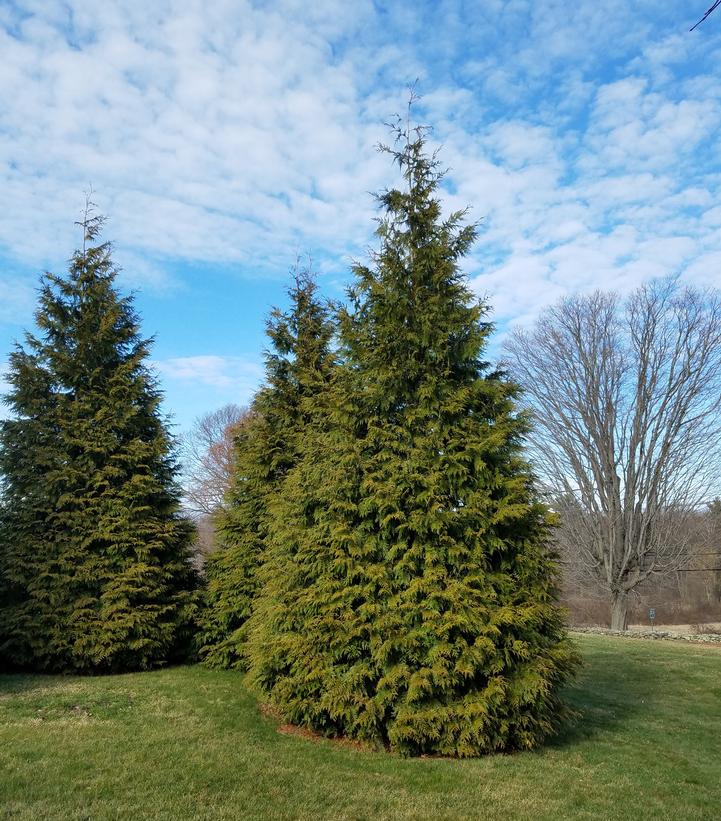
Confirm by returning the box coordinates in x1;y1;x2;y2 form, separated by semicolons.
153;355;263;392
2;0;721;338
0;0;393;283
435;33;721;325
152;354;265;430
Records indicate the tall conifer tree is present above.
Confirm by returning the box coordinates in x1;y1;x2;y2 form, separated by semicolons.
197;268;335;670
249;117;578;756
0;207;197;673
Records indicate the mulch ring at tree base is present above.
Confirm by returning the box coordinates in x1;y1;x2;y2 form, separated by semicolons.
258;703;378;752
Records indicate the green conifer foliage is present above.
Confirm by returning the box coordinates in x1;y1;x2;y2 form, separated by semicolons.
250;121;579;756
0;210;197;673
197;269;335;670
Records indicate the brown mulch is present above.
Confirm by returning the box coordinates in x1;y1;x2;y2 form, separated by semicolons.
258;702;282;720
258;703;376;752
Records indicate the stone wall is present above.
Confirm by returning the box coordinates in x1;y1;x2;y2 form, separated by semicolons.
570;626;721;643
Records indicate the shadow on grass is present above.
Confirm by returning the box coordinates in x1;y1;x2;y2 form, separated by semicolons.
0;661;198;693
548;640;661;749
2;642;671;756
0;672;141;724
0;673;80;697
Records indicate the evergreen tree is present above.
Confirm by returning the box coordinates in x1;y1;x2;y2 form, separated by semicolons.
249;119;579;756
0;208;197;673
197;268;335;670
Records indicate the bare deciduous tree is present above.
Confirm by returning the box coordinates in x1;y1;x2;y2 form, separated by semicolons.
179;403;249;517
179;403;251;561
505;278;721;630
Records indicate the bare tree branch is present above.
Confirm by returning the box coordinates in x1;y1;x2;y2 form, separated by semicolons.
179;403;250;517
505;278;721;630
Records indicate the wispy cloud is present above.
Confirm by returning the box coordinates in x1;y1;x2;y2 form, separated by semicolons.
2;1;721;426
153;355;263;393
0;0;392;281
152;354;264;428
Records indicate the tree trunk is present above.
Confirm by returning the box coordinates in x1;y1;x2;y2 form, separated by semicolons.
610;591;629;631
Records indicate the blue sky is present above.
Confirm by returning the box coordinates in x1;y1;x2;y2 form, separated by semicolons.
2;1;721;432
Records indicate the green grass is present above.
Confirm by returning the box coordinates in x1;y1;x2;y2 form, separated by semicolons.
1;634;720;820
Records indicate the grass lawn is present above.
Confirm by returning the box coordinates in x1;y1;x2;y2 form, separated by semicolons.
1;634;720;820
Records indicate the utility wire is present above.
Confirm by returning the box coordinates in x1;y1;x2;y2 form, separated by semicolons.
691;1;721;31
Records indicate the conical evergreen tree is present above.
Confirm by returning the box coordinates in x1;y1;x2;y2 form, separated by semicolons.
197;268;335;670
0;208;197;673
249;119;579;756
